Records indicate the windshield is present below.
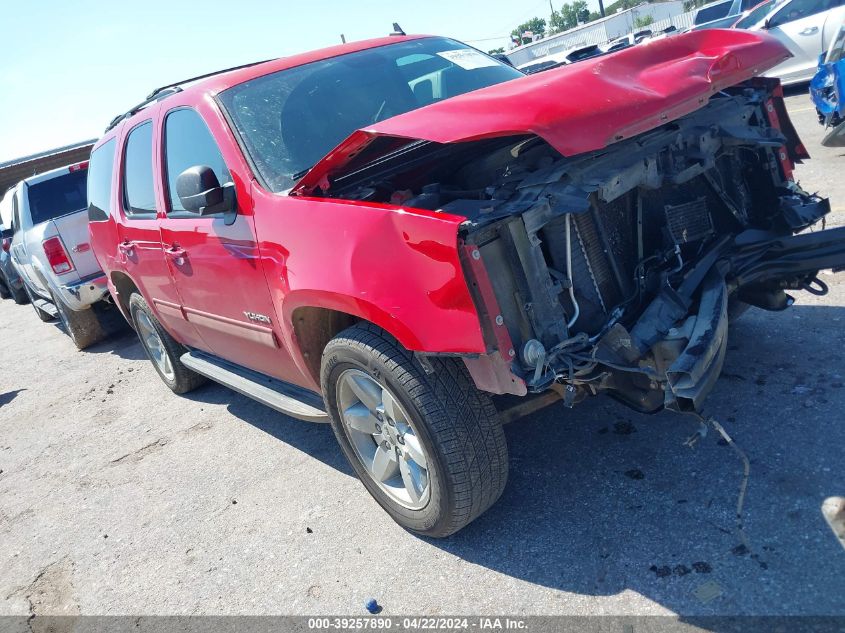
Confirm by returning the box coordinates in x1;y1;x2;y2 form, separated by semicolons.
218;37;524;192
26;169;88;225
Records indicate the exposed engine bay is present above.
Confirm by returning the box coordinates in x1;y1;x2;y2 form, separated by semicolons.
309;81;845;413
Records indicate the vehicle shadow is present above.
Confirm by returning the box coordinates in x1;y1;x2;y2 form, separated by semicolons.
423;303;845;617
181;381;354;476
83;300;845;617
783;82;810;97
0;389;25;408
82;323;147;361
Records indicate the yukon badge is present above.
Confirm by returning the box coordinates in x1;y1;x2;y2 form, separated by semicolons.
243;311;271;325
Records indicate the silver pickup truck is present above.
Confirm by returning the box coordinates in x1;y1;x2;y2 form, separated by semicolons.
8;162;113;349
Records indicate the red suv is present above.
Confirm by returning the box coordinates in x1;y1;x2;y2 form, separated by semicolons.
88;31;845;536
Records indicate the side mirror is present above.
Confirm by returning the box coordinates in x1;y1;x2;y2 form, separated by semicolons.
176;165;236;223
763;18;772;29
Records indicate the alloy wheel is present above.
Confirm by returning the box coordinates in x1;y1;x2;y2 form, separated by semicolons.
135;310;175;381
336;368;430;510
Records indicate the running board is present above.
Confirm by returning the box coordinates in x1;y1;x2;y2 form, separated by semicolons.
33;298;58;319
180;351;329;423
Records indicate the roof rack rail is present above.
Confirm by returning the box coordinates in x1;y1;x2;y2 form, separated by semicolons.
104;57;276;133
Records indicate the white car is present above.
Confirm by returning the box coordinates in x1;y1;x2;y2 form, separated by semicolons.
746;0;845;84
8;162;113;349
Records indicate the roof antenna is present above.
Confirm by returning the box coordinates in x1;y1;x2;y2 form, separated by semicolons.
391;22;406;36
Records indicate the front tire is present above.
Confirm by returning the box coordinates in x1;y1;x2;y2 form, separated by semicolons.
10;282;28;305
321;323;508;537
129;293;206;394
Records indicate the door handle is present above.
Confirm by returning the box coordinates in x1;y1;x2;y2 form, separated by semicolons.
117;240;135;254
164;245;187;265
799;26;819;35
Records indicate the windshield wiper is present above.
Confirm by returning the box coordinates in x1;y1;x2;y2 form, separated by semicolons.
292;166;313;180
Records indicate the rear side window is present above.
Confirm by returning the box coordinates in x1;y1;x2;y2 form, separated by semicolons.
122;121;156;216
770;0;838;25
163;108;230;213
27;170;88;225
88;139;117;222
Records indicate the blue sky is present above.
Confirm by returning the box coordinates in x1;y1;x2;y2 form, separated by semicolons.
0;0;595;163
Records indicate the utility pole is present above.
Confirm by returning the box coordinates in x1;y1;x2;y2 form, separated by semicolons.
598;0;606;17
340;34;346;43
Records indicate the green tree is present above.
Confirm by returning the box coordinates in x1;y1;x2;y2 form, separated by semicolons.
511;17;546;43
635;14;654;27
487;46;505;54
549;0;592;33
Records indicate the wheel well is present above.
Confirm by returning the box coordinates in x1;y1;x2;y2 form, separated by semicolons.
110;271;140;324
291;306;358;386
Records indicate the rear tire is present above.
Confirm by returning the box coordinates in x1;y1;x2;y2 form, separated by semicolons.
24;285;54;322
50;290;108;350
128;293;206;394
0;278;10;299
321;323;508;537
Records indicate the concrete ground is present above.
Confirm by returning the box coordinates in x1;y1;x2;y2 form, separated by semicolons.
0;90;843;619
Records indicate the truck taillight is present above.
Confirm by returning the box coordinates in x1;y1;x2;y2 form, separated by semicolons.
42;236;75;275
1;238;9;253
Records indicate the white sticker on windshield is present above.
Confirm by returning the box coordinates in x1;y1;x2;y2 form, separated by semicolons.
437;49;498;70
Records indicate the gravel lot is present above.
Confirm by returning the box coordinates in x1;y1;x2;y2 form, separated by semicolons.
0;90;843;618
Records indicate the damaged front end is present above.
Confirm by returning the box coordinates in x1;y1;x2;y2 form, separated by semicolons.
460;83;843;413
457;83;843;413
299;79;845;414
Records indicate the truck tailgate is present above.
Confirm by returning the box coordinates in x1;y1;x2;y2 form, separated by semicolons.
52;211;100;278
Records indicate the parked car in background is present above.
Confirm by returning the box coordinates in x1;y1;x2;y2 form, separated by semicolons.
88;31;845;537
693;0;735;25
8;163;114;349
0;186;28;304
517;44;603;74
692;0;771;29
744;0;845;84
600;29;661;54
810;18;845;144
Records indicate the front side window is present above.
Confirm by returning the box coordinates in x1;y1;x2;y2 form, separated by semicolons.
122;121;156;216
218;37;523;192
27;170;88;225
735;0;776;27
88;139;117;222
163;108;230;213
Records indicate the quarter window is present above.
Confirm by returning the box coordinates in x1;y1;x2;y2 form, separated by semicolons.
163;108;230;213
11;192;20;232
122;121;156;216
88;138;117;222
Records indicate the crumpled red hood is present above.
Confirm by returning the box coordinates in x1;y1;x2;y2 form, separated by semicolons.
293;29;790;195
